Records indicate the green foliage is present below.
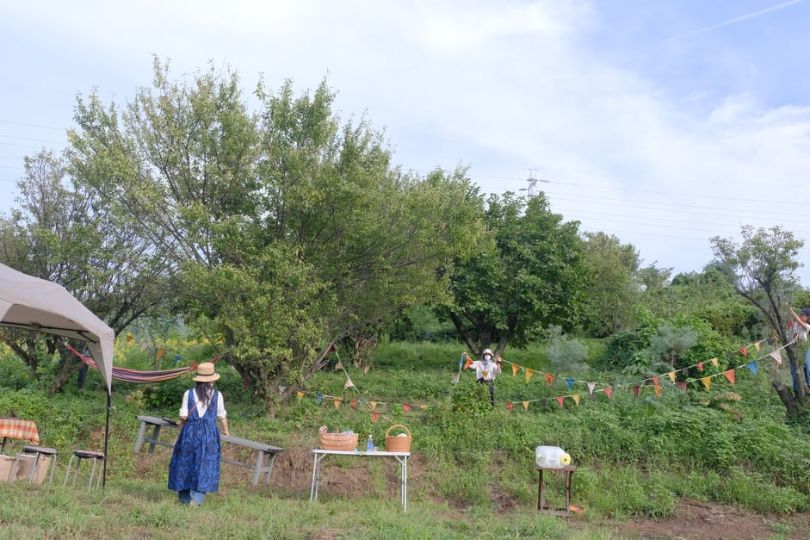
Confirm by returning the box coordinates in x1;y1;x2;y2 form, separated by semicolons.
545;326;589;374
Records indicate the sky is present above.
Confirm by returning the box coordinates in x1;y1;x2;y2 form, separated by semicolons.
1;0;810;281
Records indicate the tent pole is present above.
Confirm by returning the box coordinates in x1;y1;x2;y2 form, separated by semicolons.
103;391;111;489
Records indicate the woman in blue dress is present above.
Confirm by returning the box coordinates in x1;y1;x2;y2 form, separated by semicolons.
168;362;229;505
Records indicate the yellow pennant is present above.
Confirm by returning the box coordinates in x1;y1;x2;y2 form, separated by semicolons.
522;401;529;411
667;371;676;383
126;334;134;344
419;404;428;411
525;368;534;382
333;398;342;409
754;341;761;352
511;364;520;376
700;377;712;390
710;358;719;368
572;394;581;406
296;391;304;400
369;401;377;410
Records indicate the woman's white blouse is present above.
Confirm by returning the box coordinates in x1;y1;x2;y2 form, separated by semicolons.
179;389;227;418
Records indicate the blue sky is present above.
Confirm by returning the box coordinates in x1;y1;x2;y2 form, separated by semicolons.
1;0;810;281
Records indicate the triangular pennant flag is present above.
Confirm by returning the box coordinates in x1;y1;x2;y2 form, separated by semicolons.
525;368;535;382
506;402;513;411
126;334;134;343
754;341;762;352
654;384;662;398
710;358;719;368
370;412;380;423
451;372;460;385
667;371;676;383
652;375;659;386
328;343;337;353
369;401;378;410
334;361;343;371
402;403;411;412
739;347;749;357
419;404;428;411
350;399;358;409
723;369;735;385
522;400;529;411
344;377;355;389
700;377;712;390
315;394;324;405
545;373;555;386
572;394;581;406
604;386;613;399
770;350;783;365
296;391;305;400
587;382;596;396
697;362;704;372
463;354;474;370
511;364;520;376
556;397;565;408
333;398;342;409
565;377;574;390
747;361;759;375
632;385;641;398
676;381;688;392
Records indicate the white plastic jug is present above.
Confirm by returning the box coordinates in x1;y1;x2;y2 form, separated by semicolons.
535;446;572;469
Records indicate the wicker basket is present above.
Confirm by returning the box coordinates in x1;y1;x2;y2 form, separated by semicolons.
319;427;358;451
384;424;412;452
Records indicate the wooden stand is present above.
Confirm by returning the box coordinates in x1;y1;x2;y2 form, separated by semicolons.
537;466;576;518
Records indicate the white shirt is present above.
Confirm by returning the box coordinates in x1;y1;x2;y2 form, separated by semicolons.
789;319;809;342
471;359;501;381
179;389;227;419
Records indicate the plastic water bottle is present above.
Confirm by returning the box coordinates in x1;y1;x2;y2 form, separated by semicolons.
535;446;572;469
366;434;374;452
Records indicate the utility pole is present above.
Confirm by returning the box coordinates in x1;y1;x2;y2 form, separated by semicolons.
521;169;550;198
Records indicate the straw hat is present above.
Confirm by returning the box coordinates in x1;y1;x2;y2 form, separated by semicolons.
192;362;220;383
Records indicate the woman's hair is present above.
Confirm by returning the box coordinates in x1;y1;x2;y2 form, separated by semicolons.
195;381;214;408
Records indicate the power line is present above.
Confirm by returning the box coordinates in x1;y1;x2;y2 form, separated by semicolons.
0;134;64;145
0;141;59;150
0;119;64;131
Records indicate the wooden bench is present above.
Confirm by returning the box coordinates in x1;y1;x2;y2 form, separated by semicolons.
133;415;283;485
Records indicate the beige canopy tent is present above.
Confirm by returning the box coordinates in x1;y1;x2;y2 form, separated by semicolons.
0;262;115;485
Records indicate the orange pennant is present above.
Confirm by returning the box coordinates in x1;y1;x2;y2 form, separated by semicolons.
350;399;358;409
723;369;735;385
700;377;712;390
296;391;305;400
463;356;474;370
522;401;529;411
525;368;534;382
333;398;342;409
370;412;380;423
511;364;520;376
654;384;662;397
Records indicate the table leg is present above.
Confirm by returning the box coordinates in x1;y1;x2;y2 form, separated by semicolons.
310;454;323;502
566;471;573;518
264;454;277;484
133;422;147;453
251;450;264;486
148;425;161;453
402;456;408;512
538;469;545;512
1;437;7;454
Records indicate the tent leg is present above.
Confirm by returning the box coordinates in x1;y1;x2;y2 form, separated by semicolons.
103;392;111;489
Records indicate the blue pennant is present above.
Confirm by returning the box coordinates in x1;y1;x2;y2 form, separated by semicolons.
315;394;324;405
565;377;574;390
747;361;759;376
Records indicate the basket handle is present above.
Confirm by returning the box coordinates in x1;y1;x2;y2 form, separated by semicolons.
385;424;411;437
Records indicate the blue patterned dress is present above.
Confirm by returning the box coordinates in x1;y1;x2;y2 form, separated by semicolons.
168;389;221;493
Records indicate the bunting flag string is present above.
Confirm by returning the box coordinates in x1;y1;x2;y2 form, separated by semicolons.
587;382;596;396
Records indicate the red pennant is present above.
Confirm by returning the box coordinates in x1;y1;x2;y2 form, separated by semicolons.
676;382;688;392
327;343;337;353
697;362;704;372
463;356;474;370
556;396;565;407
652;375;659;386
632;385;641;398
723;369;736;385
402;403;411;413
350;399;358;409
505;402;513;411
545;373;555;386
604;386;613;399
739;347;749;357
370;412;380;423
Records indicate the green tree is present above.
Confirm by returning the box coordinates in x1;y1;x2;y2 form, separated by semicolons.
711;226;808;418
438;192;584;357
0;150;170;393
580;232;641;336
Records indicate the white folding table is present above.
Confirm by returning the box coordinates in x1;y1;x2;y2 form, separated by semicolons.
309;449;411;511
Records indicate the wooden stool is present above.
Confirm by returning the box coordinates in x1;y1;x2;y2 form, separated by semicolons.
537;465;576;518
64;450;105;489
20;445;57;485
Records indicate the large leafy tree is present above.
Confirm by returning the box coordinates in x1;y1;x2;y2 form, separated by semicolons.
0;151;170;393
438;192;584;357
711;226;808;418
68;60;481;404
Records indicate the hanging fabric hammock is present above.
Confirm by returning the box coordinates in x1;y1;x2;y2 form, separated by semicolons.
65;343;221;384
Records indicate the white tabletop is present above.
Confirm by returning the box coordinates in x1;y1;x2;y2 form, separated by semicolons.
312;449;410;457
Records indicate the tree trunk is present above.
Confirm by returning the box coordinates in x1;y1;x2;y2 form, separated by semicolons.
49;349;82;396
